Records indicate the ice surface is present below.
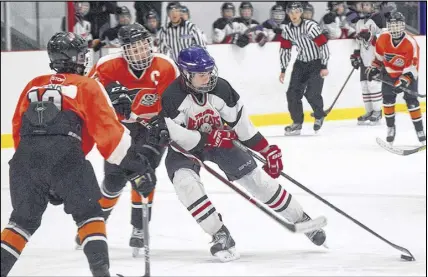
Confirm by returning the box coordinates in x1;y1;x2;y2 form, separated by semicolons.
1;114;426;276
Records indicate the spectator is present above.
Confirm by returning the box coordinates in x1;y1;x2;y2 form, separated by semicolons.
158;2;206;61
261;4;287;44
181;5;190;21
135;1;163;26
61;2;93;44
85;1;117;40
143;9;161;49
320;1;356;39
303;3;315;21
233;2;264;46
92;6;132;52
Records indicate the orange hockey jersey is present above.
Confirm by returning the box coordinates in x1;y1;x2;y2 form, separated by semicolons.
12;73;131;165
87;52;179;122
373;32;419;79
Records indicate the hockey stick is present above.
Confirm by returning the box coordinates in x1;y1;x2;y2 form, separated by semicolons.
231;140;416;261
141;195;150;277
374;77;426;98
310;68;355;118
168;140;327;234
376;137;426;156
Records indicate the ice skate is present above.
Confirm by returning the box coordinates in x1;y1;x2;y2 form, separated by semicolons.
417;131;426;146
313;117;324;133
297;212;326;246
357;111;372;125
386;126;396;144
369;110;382;125
130;227;144;257
284;123;302;136
210;225;240;262
90;264;110;277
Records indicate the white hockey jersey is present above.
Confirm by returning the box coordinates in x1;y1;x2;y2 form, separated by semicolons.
212;17;261;44
161;77;263;152
73;19;93;42
354;13;384;67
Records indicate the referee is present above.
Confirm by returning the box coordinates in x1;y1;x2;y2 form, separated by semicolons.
158;2;206;61
279;2;330;136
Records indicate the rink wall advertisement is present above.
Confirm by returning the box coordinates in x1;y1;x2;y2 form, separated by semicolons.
1;36;426;148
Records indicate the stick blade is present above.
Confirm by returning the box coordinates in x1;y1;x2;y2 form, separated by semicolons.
294;216;327;233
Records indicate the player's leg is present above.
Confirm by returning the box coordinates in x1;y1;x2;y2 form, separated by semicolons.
304;61;326;132
129;127;166;252
54;148;110;277
358;66;375;124
1;144;49;276
381;77;398;143
403;80;426;145
285;61;306;135
366;77;383;125
165;148;237;262
209;147;326;246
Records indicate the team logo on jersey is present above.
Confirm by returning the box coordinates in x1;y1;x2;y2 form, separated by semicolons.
50;74;66;85
140;93;159;106
187;109;222;130
385;53;405;67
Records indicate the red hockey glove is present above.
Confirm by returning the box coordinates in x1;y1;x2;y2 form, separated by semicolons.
204;129;238;149
260;145;283;179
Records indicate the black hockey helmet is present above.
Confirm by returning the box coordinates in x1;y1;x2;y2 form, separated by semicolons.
47;32;88;75
387;12;406;39
221;2;235;18
271;4;286;24
118;23;154;71
286;2;304;13
239;2;253;19
181;5;190;19
327;1;345;11
303;3;314;19
116;6;131;25
166;2;181;14
143;9;160;32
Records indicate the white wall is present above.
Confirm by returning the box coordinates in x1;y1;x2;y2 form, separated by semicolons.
1;37;426;134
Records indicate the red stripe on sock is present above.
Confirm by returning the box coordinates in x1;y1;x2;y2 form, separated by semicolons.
269;190;287;209
192;201;211;217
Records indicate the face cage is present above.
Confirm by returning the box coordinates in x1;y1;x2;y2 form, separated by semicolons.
272;10;286;24
183;67;219;94
122;39;154;71
387;21;405;39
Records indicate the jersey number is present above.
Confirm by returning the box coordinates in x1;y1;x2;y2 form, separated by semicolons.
28;88;63;110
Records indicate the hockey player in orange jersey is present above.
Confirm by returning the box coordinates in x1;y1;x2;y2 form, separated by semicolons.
77;23;179;256
367;12;426;145
0;32;157;277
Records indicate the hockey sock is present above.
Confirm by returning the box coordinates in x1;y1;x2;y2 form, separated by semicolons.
236;169;303;223
407;103;424;132
77;217;109;272
98;183;122;221
173;169;223;236
383;103;396;127
131;189;154;229
0;223;31;276
371;92;383;112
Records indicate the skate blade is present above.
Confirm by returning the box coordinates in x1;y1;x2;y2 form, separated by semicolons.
357;121;370;126
75;244;82;250
369;121;381;126
132;247;141;258
214;247;240;262
284;131;301;136
295;216;327;233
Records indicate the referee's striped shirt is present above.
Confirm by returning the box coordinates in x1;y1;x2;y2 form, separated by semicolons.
280;19;330;72
158;20;206;61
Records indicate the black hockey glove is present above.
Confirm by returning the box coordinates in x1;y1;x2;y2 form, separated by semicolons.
105;82;132;120
273;27;283;35
350;50;362;70
233;34;250;48
366;66;381;82
120;144;157;198
146;115;170;147
256;32;268;47
48;190;63;206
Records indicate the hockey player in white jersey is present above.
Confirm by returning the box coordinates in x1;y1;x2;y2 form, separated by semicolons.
155;46;327;262
350;2;384;125
261;4;287;43
320;2;356;39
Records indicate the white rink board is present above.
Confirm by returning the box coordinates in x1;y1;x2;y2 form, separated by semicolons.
1;37;426;134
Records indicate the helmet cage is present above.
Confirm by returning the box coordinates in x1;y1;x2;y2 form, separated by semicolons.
387;20;405;39
181;66;218;94
122;37;154;71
